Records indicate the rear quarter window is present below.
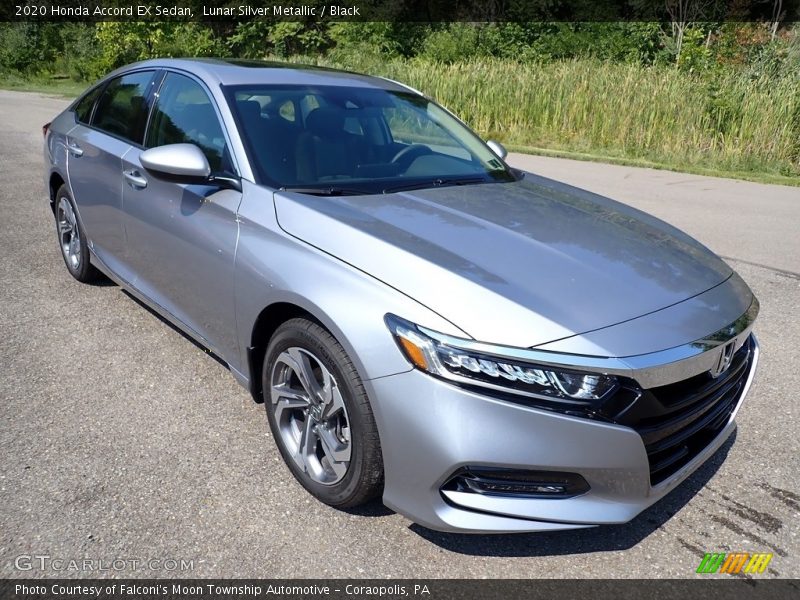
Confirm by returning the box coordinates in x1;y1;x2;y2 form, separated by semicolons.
74;85;104;124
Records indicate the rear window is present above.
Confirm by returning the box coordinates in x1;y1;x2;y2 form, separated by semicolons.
91;71;156;144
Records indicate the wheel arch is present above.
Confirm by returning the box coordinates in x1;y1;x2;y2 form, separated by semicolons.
48;171;67;215
246;299;358;404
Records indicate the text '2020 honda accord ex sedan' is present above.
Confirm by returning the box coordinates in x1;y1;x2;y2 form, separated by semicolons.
43;59;759;533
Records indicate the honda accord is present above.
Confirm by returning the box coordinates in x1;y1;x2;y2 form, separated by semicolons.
43;59;759;532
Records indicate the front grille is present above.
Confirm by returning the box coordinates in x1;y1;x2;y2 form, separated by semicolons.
614;335;754;486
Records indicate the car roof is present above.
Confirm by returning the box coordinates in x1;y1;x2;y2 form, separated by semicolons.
106;58;415;93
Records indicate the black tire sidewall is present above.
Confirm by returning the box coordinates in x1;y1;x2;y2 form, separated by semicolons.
262;320;377;507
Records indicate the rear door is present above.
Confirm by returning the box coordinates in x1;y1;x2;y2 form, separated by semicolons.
121;71;242;359
66;70;158;277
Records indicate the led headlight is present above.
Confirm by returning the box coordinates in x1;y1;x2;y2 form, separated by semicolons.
385;314;618;409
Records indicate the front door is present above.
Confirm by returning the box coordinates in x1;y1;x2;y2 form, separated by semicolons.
121;72;242;360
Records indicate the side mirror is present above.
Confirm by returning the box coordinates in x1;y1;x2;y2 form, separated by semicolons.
140;143;211;182
486;140;507;160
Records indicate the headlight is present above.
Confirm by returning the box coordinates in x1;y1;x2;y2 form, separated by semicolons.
385;314;619;412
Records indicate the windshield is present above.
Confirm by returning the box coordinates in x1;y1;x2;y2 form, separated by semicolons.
225;84;517;194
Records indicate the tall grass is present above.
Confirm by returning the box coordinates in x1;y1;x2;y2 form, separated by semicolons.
305;54;800;179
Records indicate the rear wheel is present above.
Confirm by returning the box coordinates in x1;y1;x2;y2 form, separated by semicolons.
54;185;99;283
263;318;383;508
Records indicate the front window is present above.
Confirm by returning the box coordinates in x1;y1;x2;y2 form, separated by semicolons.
225;84;516;194
146;73;231;173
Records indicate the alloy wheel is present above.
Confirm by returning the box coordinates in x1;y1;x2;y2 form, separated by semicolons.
57;196;81;270
270;347;352;485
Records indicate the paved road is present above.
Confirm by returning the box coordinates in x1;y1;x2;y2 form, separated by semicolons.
0;89;798;579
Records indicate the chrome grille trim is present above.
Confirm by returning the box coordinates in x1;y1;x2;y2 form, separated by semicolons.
636;334;758;486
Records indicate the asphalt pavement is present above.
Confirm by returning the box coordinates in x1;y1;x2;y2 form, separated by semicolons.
0;89;798;578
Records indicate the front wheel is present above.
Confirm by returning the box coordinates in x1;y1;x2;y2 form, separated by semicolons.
263;318;384;508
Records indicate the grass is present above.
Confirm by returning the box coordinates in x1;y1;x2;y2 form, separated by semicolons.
0;71;86;97
309;54;800;185
3;56;798;186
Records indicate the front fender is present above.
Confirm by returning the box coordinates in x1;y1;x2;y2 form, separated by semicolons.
233;182;470;389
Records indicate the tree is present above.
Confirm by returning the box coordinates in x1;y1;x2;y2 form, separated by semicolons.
769;0;785;41
664;0;711;61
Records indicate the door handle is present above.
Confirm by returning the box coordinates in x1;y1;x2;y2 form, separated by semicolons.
66;141;83;157
123;169;148;189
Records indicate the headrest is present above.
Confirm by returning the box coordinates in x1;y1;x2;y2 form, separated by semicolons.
305;107;346;139
237;100;262;124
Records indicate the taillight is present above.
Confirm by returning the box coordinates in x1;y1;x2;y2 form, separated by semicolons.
42;122;51;137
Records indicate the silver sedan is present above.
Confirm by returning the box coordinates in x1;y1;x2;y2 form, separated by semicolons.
43;58;759;533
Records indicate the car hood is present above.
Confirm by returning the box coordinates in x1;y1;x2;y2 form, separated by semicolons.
274;175;733;349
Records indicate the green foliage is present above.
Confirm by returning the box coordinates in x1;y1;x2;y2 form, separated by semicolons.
677;27;714;72
745;37;799;79
420;23;483;62
58;24;104;81
0;23;42;72
269;22;327;57
328;22;403;57
303;54;800;179
520;23;666;63
227;21;330;59
0;22;103;81
94;22;221;73
415;22;669;64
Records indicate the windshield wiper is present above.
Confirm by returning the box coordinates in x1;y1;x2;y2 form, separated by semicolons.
280;177;490;196
279;186;367;196
382;177;489;194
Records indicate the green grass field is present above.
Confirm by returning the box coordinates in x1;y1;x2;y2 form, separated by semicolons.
0;71;87;97
312;55;800;186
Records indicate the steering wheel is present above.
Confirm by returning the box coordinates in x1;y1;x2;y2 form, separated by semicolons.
390;144;433;170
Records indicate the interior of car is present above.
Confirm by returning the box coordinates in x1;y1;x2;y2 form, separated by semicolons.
227;86;507;190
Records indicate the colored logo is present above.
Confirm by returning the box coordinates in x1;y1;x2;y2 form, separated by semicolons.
697;552;773;574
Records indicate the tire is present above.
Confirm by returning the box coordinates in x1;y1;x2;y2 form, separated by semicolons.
54;184;99;283
263;318;383;508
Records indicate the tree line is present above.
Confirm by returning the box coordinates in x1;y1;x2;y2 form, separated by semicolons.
0;21;797;82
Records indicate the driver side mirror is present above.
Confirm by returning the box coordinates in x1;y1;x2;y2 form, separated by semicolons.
140;143;241;191
140;143;212;183
486;140;508;160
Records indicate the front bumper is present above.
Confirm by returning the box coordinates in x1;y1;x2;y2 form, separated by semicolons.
367;336;759;533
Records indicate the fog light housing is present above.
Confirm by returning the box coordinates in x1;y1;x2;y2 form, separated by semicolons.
442;467;590;499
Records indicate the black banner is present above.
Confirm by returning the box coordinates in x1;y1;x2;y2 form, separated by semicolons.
1;0;799;22
2;580;800;600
